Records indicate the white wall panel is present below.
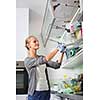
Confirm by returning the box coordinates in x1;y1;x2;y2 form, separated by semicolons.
16;8;29;61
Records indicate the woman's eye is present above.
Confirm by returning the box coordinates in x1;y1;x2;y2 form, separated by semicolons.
33;40;38;43
33;41;36;43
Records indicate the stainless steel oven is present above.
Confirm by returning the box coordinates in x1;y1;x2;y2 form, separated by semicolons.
16;61;28;95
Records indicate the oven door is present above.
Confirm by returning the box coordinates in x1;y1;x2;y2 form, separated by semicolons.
16;67;28;95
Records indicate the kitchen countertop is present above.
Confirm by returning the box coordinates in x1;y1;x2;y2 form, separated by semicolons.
51;91;83;100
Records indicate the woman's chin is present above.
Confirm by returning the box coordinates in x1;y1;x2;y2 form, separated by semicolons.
35;47;39;50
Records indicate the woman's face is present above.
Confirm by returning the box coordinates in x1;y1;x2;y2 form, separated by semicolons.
29;37;39;50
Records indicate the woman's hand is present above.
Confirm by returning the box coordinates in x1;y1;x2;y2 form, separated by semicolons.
57;43;66;53
45;43;66;61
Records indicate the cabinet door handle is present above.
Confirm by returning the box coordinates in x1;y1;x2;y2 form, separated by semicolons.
16;69;24;71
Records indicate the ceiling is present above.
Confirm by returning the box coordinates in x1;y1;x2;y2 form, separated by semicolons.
16;0;47;17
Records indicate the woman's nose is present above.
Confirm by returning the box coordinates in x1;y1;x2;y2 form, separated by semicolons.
36;41;39;44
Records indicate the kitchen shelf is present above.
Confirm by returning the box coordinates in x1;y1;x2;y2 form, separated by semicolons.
62;49;83;69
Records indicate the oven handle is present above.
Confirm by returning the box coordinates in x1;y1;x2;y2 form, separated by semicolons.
16;69;24;71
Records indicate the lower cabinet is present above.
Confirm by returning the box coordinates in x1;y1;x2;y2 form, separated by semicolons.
50;92;83;100
50;94;61;100
16;95;28;100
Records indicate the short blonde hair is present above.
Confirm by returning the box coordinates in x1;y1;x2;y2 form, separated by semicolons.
25;35;36;50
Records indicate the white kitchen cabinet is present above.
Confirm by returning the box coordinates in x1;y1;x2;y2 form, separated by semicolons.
16;8;29;61
41;0;82;47
50;94;61;100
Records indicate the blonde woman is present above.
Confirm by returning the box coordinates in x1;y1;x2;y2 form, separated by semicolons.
24;35;65;100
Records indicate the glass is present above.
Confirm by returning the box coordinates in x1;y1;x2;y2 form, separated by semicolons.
41;0;54;47
16;73;24;89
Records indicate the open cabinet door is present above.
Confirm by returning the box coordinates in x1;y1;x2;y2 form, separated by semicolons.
41;0;55;47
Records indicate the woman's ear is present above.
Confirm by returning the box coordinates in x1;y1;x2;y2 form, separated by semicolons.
27;44;30;49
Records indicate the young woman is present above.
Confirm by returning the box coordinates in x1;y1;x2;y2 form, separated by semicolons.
24;35;65;100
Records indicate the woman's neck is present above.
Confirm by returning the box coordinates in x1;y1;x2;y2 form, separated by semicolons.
28;49;38;58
